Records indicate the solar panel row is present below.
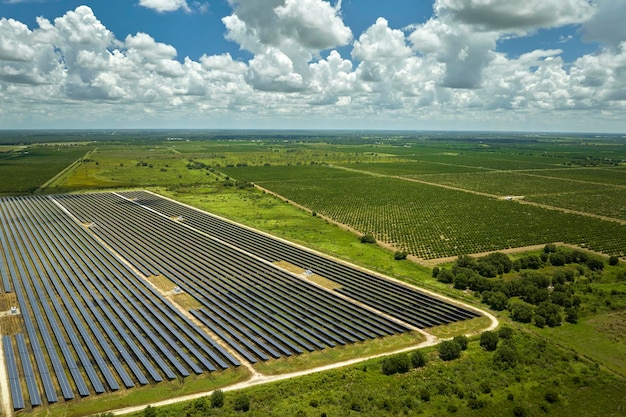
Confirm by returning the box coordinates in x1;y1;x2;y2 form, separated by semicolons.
54;192;410;363
3;335;25;410
121;190;479;328
0;194;236;405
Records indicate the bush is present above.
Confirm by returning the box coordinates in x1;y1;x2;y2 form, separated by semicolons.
381;353;410;375
453;335;469;351
498;326;514;339
410;350;428;368
360;234;376;244
233;394;250;412
480;331;499;351
394;250;408;260
436;268;455;284
211;389;225;408
493;342;518;369
144;406;157;417
608;256;619;266
565;307;578;324
544;243;557;253
438;340;462;361
545;391;559;403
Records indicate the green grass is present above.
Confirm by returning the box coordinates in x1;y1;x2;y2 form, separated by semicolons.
127;329;626;417
254;332;426;376
29;368;250;417
542;310;626;378
0;144;92;194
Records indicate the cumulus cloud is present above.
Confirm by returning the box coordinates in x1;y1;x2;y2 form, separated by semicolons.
583;0;626;48
0;3;626;131
223;0;352;91
435;0;594;34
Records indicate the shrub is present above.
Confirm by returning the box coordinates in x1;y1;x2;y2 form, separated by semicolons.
410;350;428;368
508;299;535;323
360;234;376;244
144;406;157;417
438;340;462;361
545;391;559;403
381;353;410;375
498;326;514;339
608;256;619;266
233;394;250;412
480;331;499;351
210;389;225;408
453;335;469;351
493;342;518;369
394;250;408;260
544;243;557;253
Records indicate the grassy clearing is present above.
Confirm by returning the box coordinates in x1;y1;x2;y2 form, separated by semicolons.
29;368;250;417
147;274;177;292
543;310;626;378
426;316;493;339
254;331;426;375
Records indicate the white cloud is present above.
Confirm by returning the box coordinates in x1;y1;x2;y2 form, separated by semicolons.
435;0;594;34
138;0;191;13
583;0;626;48
223;0;352;92
0;3;626;131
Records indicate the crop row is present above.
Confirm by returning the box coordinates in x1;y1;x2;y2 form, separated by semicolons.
223;166;626;258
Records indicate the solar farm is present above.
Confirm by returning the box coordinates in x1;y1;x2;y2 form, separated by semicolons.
0;191;480;412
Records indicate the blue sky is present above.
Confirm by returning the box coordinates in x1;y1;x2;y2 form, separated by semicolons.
1;0;625;132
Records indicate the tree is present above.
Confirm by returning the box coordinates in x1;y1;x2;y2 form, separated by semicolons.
493;342;518;369
438;340;461;361
431;266;440;278
565;307;578;324
233;394;250;412
453;335;469;351
483;291;508;311
586;258;604;271
609;256;619;266
437;268;455;284
381;353;410;375
508;299;535;323
498;326;514;340
544;243;557;253
211;389;225;408
536;302;563;327
394;250;408;260
410;350;427;368
480;331;499;351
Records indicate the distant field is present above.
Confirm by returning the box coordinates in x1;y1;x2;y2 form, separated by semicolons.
222;165;626;259
0;145;91;194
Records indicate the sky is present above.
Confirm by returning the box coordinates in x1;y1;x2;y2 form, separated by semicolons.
0;0;625;132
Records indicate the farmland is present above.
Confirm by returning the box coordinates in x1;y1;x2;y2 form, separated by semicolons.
0;130;625;417
0;190;481;415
